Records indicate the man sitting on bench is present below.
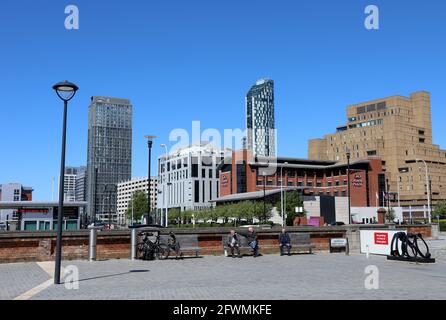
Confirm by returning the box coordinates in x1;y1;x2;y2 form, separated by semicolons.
167;231;182;260
227;230;242;258
279;228;292;256
240;227;259;257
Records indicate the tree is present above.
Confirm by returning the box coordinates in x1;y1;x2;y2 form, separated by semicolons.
282;190;304;226
252;201;273;223
125;191;148;222
386;208;396;223
434;201;446;218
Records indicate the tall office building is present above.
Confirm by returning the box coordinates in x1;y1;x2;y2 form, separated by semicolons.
86;96;132;223
246;79;276;157
75;166;87;202
308;91;446;207
63;167;83;202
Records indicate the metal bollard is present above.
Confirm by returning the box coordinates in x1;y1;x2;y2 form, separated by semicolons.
131;228;138;260
88;227;99;261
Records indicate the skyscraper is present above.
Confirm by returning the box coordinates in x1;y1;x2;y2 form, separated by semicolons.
86;96;132;223
246;79;276;157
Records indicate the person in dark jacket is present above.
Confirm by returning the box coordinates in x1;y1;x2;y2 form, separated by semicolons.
226;230;242;258
167;231;182;259
240;227;259;257
279;228;292;256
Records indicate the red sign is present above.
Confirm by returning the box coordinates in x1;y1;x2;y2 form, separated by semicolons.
374;232;389;245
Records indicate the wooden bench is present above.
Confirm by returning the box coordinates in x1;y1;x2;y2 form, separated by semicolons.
287;233;315;254
222;235;259;256
160;234;200;258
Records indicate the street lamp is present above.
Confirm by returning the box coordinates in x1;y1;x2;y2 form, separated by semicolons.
161;143;169;227
415;159;432;223
145;135;158;225
52;80;78;285
280;162;289;227
346;148;351;225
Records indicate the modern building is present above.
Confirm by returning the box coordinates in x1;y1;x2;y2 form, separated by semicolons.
86;96;133;224
0;201;87;231
308;91;446;207
117;177;158;225
217;150;385;208
157;142;231;215
63;166;86;202
246;79;276;157
75;166;87;202
0;183;33;223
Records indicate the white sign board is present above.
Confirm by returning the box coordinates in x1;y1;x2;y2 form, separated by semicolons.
330;238;348;247
360;230;406;256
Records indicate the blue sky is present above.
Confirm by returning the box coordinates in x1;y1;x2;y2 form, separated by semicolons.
1;0;445;200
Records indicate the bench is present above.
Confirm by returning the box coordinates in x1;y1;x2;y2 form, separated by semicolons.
286;233;315;254
222;235;259;256
160;234;200;258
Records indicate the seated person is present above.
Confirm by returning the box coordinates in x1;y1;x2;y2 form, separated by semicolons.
240;227;259;257
167;231;182;259
226;230;242;258
278;228;292;256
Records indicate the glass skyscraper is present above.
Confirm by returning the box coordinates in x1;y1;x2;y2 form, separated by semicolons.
86;96;132;223
246;79;276;157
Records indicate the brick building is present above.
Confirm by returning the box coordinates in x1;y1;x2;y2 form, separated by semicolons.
308;91;446;207
217;150;385;208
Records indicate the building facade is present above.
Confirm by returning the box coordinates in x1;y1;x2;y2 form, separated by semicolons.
246;79;276;157
63;166;86;202
0;183;33;223
308;91;446;207
157;142;230;214
86;96;132;223
217;150;385;208
75;166;87;202
117;177;158;225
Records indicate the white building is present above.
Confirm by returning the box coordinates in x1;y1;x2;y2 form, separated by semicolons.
117;177;158;225
157;142;231;216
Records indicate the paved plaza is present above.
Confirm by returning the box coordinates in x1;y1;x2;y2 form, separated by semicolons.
1;235;445;300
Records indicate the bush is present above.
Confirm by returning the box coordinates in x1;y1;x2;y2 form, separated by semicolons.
439;219;446;232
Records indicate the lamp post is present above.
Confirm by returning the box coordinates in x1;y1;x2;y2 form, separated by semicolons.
52;80;78;285
161;144;169;227
346;149;351;225
415;159;432;223
280;162;289;227
145;135;158;225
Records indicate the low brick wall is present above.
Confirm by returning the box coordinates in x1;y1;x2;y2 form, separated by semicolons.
0;224;433;263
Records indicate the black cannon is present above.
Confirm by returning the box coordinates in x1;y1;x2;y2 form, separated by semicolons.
387;232;435;263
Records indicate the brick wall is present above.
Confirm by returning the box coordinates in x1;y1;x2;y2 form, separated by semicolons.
0;225;433;263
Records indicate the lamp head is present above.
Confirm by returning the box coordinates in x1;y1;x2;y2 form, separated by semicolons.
53;80;78;102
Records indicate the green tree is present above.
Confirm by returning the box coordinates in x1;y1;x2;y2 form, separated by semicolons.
280;190;304;226
125;191;148;222
434;201;446;217
252;201;273;223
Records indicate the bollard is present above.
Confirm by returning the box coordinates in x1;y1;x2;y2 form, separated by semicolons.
131;228;138;260
88;227;99;261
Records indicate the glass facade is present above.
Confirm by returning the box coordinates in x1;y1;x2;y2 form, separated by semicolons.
86;97;132;222
246;79;276;157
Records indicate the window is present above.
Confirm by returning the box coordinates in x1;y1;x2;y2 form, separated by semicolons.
266;180;273;186
202;169;206;178
419;138;425;143
367;150;377;156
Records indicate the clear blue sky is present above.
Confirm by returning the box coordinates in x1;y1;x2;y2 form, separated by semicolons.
1;0;445;201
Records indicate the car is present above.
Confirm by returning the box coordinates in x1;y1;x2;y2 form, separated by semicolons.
329;221;346;226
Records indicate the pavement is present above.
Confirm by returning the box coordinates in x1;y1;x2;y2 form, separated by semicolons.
1;234;445;300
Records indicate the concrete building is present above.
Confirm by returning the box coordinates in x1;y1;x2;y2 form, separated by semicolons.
75;166;87;202
86;96;132;224
308;91;446;207
0;183;33;223
157;142;231;215
246;79;276;157
63;166;86;202
117;177;158;225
